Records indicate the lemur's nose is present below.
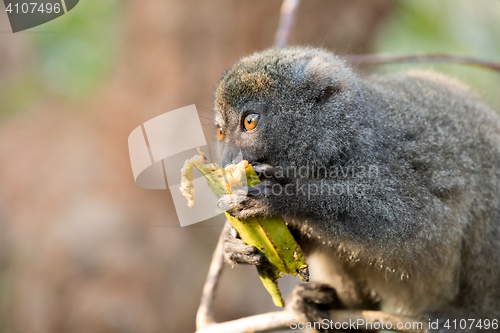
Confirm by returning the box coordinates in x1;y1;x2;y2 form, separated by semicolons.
211;141;243;167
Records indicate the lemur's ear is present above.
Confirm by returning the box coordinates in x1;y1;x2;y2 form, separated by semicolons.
303;54;343;103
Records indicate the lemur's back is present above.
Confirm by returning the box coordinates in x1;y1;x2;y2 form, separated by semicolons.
356;69;500;317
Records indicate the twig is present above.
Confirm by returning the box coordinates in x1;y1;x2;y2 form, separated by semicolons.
195;309;428;333
195;221;228;330
345;53;500;73
274;0;301;48
196;311;293;333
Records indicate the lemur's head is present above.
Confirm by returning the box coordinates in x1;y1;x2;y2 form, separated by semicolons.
213;47;359;168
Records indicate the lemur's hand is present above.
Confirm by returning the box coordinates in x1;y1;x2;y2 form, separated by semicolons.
217;162;283;219
222;222;267;266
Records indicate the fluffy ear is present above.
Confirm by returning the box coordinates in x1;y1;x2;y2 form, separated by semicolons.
303;54;343;103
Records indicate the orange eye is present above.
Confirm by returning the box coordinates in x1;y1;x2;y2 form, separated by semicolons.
243;114;260;131
217;126;224;141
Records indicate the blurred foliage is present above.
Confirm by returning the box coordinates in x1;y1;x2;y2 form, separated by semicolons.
31;0;123;98
375;0;500;109
1;0;499;115
0;73;40;117
0;0;123;117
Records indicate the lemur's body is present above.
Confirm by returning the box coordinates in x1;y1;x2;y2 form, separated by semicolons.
215;47;500;332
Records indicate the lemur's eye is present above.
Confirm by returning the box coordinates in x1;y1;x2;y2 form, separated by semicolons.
243;113;260;131
217;126;224;141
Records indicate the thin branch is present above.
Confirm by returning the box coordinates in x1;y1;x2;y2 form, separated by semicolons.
195;309;428;333
196;221;228;330
345;53;500;73
274;0;301;48
196;311;293;333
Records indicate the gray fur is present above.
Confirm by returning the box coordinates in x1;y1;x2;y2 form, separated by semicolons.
214;47;500;332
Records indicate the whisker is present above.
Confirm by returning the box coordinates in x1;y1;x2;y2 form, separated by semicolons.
198;116;214;122
198;104;216;116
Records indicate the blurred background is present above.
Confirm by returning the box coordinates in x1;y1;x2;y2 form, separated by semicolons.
0;0;499;332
